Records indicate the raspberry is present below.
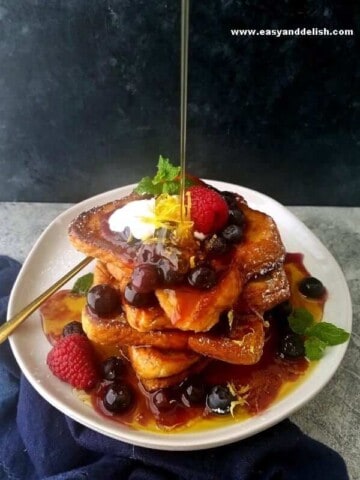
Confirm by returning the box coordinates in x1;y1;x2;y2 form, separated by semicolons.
47;334;99;390
187;186;229;235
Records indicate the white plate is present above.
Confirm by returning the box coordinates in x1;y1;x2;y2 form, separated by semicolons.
8;182;352;451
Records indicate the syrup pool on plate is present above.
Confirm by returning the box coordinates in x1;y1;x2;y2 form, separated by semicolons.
40;253;326;432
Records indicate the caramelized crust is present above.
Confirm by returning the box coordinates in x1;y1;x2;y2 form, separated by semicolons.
82;305;190;350
128;346;201;379
188;313;265;365
241;266;290;314
236;203;286;279
123;303;173;332
139;359;210;392
68;192;141;267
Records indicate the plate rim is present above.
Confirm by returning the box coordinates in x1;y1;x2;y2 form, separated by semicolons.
7;182;352;450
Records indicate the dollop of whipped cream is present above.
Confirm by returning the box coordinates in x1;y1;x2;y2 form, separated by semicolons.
108;198;156;240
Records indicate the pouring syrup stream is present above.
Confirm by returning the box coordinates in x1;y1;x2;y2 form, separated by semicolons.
180;0;190;221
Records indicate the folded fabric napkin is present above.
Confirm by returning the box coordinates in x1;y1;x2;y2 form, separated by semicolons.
0;256;349;480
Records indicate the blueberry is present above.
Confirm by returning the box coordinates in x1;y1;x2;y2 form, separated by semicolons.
206;385;235;415
131;264;161;293
87;284;121;316
188;266;217;290
103;383;132;413
204;235;229;255
124;283;157;308
102;356;124;381
228;208;245;227
221;224;243;243
152;389;178;413
298;277;326;299
181;378;207;406
221;191;239;209
159;258;185;287
62;321;85;337
162;268;185;287
279;333;305;358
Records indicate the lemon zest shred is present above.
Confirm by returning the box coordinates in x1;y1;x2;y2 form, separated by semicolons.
143;193;194;242
227;310;234;330
227;382;250;417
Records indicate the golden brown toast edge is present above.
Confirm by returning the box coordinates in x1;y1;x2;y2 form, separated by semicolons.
68;192;141;266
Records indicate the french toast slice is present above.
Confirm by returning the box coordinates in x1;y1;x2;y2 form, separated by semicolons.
94;259;289;322
235;201;285;279
68;192;141;268
82;305;190;350
128;346;201;379
241;265;290;314
97;259;242;332
186;265;290;364
188;313;265;365
139;358;210;392
128;312;267;390
123;303;173;332
155;266;242;332
69;192;285;281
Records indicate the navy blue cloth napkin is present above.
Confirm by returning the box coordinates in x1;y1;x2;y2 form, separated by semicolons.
0;256;349;480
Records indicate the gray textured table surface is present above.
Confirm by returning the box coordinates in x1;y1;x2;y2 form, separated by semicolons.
0;202;359;480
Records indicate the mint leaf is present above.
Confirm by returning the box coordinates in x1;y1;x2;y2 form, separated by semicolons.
135;156;182;196
304;337;328;360
135;155;197;196
153;155;180;183
135;176;161;195
306;322;350;346
72;273;94;295
287;307;350;361
162;180;181;195
288;308;314;335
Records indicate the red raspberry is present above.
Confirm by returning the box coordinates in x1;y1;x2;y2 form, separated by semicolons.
187;186;229;234
47;334;99;390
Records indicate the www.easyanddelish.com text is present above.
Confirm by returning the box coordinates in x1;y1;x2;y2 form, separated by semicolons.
230;27;354;38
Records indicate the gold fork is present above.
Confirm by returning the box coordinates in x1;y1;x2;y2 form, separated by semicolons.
0;256;93;344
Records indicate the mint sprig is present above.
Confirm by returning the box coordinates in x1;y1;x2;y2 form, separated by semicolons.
71;273;94;295
306;322;350;346
135;155;195;196
288;308;313;335
288;307;350;361
153;156;181;184
304;337;328;361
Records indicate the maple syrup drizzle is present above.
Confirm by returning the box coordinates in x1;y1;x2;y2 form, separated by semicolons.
179;0;190;221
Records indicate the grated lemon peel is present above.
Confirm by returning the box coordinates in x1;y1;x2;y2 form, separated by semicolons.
141;193;194;243
227;382;250;417
227;309;234;330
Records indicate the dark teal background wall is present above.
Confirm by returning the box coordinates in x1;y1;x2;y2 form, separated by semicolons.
1;1;359;204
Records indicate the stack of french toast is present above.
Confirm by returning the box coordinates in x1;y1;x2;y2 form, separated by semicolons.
68;187;290;392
